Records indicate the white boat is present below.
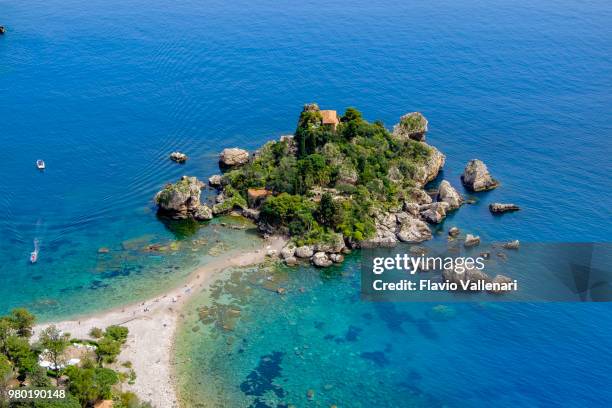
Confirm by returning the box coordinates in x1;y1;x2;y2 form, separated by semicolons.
30;239;39;263
36;160;45;170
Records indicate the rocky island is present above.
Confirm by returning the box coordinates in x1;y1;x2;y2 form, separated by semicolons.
155;104;500;267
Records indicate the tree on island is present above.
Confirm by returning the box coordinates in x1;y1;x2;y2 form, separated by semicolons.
39;325;70;385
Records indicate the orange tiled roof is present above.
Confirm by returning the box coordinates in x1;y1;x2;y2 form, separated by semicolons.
320;110;339;125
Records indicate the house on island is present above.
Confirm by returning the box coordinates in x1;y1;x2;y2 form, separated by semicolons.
320;110;339;131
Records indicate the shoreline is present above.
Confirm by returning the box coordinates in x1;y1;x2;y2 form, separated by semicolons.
33;235;287;408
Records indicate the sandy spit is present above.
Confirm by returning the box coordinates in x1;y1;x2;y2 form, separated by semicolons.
33;236;287;408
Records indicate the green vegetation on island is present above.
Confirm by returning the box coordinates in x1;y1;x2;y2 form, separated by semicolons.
0;309;149;408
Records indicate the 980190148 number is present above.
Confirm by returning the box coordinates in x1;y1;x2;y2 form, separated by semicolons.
7;388;66;400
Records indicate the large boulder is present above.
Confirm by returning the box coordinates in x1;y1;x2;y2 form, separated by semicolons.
312;252;333;267
154;176;205;219
219;148;249;167
437;180;463;210
396;217;432;243
413;145;446;187
169;151;188;163
392;112;429;141
295;245;314;258
193;205;213;221
461;159;499;192
464;234;481;248
208;174;224;188
489;203;520;213
280;244;296;260
420;202;449;224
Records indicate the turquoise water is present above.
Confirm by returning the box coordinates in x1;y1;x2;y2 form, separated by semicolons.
1;0;611;406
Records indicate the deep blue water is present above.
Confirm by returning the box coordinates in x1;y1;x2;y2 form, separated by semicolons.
1;0;611;406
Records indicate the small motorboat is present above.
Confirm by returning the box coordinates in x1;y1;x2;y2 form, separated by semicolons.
30;239;39;263
36;160;46;170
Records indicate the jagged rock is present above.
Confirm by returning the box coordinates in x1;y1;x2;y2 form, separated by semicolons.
281;244;296;259
396;217;432;243
503;240;520;249
448;227;460;237
314;233;346;253
219;148;249;167
242;208;260;220
215;193;225;204
295;246;314;258
420;202;449;224
154;176;205;219
437;180;463;210
405;188;433;205
461;159;499;192
489;203;520;213
464;234;481;248
169;151;188;163
193;205;213;221
413;145;446;187
312;252;333;267
392;112;429;141
284;256;298;266
208;174;223;188
330;253;344;263
403;202;420;217
488;275;513;294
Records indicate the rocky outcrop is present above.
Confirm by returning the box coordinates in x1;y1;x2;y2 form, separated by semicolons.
312;252;333;267
219;148;249;167
503;240;520;249
489;203;520;213
437;180;463;210
208;174;223;188
404;188;433;205
420;202;449;224
295;246;314;259
242;208;260;221
0;26;5;35
169;152;188;163
464;234;481;248
330;253;344;263
154;176;211;220
461;159;499;192
392;112;428;141
413;145;446;187
448;227;460;237
280;244;296;260
193;204;213;220
396;216;432;243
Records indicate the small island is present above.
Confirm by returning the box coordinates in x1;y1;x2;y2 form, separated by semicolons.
155;104;470;267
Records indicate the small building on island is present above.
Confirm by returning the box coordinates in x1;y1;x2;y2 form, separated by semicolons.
320;110;339;131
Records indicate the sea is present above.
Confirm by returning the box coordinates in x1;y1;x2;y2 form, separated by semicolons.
1;0;611;407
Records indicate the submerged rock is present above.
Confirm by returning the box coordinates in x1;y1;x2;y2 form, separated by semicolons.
392;112;429;141
488;275;513;294
489;203;520;213
461;159;499;192
437;180;463;210
219;148;249;167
